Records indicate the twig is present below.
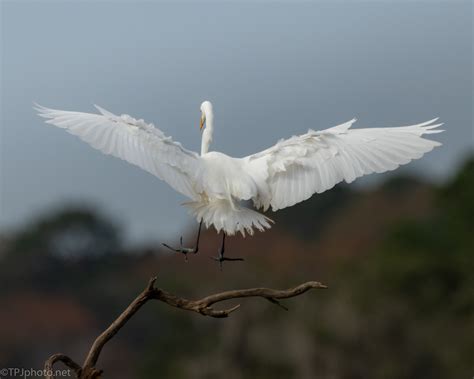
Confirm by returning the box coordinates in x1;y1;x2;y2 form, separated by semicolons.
45;276;327;378
44;354;82;379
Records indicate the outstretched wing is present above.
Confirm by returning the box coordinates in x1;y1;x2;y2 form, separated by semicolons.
245;118;443;211
36;104;202;200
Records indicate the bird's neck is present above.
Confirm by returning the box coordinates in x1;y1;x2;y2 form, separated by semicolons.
201;116;214;155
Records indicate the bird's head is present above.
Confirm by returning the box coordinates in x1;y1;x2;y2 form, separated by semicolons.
200;101;213;131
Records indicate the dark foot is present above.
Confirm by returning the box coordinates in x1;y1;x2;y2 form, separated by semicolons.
162;220;203;262
162;236;198;262
211;234;244;270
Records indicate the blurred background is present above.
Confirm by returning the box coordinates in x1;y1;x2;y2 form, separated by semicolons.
1;1;472;379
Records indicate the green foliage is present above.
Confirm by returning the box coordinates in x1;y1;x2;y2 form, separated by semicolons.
339;157;474;378
273;184;354;241
10;206;121;259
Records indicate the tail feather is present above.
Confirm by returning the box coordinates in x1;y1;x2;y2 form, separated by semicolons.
184;200;273;237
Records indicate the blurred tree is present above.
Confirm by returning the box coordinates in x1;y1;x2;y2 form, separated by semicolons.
274;185;354;241
10;206;121;259
337;156;474;379
0;206;122;293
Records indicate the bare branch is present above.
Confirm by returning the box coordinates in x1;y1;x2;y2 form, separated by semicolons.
44;354;81;379
45;277;326;378
82;277;158;369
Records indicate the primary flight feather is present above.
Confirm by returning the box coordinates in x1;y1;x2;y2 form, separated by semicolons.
36;101;443;239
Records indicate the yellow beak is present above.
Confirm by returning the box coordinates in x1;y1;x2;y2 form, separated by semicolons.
200;114;205;130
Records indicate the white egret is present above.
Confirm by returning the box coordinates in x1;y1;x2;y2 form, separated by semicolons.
36;101;443;265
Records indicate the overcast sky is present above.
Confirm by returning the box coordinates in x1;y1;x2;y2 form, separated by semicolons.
1;1;472;245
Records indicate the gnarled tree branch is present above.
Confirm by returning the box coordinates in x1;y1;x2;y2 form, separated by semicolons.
45;276;327;379
44;354;82;378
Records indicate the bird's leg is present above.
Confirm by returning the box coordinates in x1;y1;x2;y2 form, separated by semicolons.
211;233;244;270
162;219;203;261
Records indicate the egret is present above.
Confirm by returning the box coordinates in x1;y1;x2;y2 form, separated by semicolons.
36;101;443;266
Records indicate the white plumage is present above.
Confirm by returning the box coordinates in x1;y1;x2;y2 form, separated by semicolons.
36;101;443;237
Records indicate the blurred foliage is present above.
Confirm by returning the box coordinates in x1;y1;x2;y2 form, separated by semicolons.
273;185;354;241
333;156;474;379
0;156;472;379
10;206;121;259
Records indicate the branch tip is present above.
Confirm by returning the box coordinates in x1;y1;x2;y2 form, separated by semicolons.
44;354;81;379
266;297;289;311
146;276;158;291
225;303;241;314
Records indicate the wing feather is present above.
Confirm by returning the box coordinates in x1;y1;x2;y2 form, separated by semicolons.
245;118;443;211
36;104;202;200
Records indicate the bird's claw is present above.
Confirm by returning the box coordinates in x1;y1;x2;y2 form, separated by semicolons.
211;249;244;270
162;236;199;262
162;220;203;262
